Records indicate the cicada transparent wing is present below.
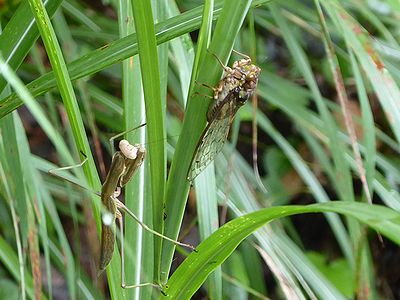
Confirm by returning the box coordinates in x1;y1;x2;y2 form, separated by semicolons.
188;89;241;181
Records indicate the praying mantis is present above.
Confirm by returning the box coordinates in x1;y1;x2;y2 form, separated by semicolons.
49;124;195;289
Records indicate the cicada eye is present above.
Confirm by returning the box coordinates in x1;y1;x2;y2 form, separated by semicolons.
238;90;249;104
238;97;248;106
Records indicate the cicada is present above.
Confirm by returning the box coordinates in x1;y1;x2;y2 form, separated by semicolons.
188;54;261;181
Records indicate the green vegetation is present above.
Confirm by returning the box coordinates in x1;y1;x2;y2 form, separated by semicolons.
1;0;400;299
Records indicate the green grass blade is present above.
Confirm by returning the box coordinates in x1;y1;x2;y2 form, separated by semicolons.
163;202;400;299
25;0;120;298
162;0;257;282
0;1;268;119
117;0;153;298
324;1;400;144
0;237;42;300
215;152;346;299
195;165;222;299
189;1;222;298
166;1;195;106
154;0;170;283
131;0;165;280
0;0;63;94
269;3;353;263
25;0;99;189
314;0;371;202
349;50;376;199
190;0;214;82
0;116;28;300
255;109;354;288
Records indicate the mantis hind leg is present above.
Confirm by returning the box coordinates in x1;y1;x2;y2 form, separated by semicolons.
47;153;99;196
115;199;196;251
116;208;159;289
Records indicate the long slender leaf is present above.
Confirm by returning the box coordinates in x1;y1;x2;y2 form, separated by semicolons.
163;202;400;299
0;0;63;94
162;0;256;282
25;0;121;298
131;0;165;281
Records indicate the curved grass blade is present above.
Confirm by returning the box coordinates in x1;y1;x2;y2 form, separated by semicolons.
162;202;400;299
214;151;347;300
0;0;63;94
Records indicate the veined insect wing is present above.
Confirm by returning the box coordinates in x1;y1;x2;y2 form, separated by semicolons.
188;88;242;181
188;53;261;181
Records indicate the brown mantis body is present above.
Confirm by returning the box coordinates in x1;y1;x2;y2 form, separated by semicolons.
50;134;195;289
99;141;146;272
